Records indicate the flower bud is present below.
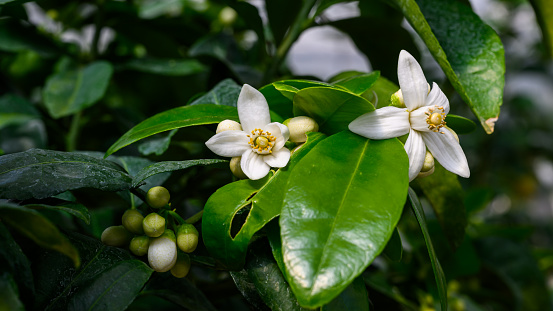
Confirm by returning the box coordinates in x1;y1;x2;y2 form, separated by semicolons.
283;116;319;143
146;186;170;209
417;151;435;178
148;230;177;272
129;235;150;256
177;224;199;253
122;209;144;235
390;89;405;108
143;213;166;237
216;120;242;134
230;156;247;179
101;225;132;247
219;7;237;26
171;254;191;278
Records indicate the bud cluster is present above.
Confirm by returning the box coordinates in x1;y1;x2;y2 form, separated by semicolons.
100;186;198;278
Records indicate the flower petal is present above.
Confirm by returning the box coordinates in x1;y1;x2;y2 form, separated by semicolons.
205;130;250;157
348;106;410;140
405;129;426;182
241;149;271;180
426;82;450;114
263;148;291;168
422;130;470;178
265;122;289;150
409;107;432;132
237;84;271;133
398;50;428;111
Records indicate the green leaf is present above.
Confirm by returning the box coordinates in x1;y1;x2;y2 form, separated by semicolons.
382;228;403;262
189;79;242;106
120;58;206;76
0;94;40;129
407;187;447;311
138;129;178;156
0;222;34;298
331;71;380;95
530;0;553;58
363;272;418;310
294;87;374;134
0;149;132;200
0;20;58;56
105;104;239;157
68;260;153;311
0;273;24;311
132;159;228;188
280;131;409;308
390;0;505;134
0;202;80;267
202;133;326;269
445;114;477;135
25;201;91;224
415;163;467;250
43;61;113;119
322;276;369;311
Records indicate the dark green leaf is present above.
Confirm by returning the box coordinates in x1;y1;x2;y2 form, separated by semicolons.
382;228;403;262
189;79;242;106
105;104;239;157
0;273;24;311
415;163;467;250
363;272;418;310
407;187;447;311
25;202;91;224
280;132;409;308
391;0;505;134
43;61;113;119
0;19;58;56
294;87;374;134
331;71;380;95
530;0;553;58
0;94;40;129
120;58;206;76
68;260;153;311
0;202;80;267
322;276;369;311
0;149;132;200
132;159;228;188
138;129;178;156
0;222;34;298
445;115;477;135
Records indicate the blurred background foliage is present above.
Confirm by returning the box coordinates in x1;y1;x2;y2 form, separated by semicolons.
0;0;552;310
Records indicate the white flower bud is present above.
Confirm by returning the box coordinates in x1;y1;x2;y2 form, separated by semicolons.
229;156;248;179
283;116;319;143
219;7;237;25
148;230;177;272
216;120;242;134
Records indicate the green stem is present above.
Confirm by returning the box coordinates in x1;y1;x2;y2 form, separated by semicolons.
168;210;186;225
66;111;82;152
185;210;204;224
262;0;318;84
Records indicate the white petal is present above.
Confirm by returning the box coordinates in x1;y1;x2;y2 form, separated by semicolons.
237;84;271;133
409;107;432;132
422;131;470;178
398;50;428;111
405;129;426;182
348;106;410;140
265;122;289;150
241;149;271;180
263;148;291;168
205;130;250;157
426;82;450;114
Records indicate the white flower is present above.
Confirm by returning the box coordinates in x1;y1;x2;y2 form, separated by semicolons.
205;84;291;180
348;50;470;181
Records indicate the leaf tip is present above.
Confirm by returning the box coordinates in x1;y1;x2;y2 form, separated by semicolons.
484;116;498;134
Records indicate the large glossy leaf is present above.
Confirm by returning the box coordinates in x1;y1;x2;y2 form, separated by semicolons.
105;104;239;157
67;260;152;311
0;202;80;267
43;61;113;119
445;115;476;135
407;187;447;311
202;133;326;269
389;0;505;134
294;87;374;134
25;201;91;224
415;163;467;250
0;149;132;200
132;159;228;188
530;0;553;58
138;129;177;156
0;222;34;298
121;58;206;76
0;94;40;129
331;71;380;95
189;79;242;106
280;131;409;308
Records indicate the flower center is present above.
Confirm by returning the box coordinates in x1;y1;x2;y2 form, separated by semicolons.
425;106;446;133
247;128;276;154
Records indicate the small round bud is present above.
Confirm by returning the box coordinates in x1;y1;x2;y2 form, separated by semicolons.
216;120;242;134
101;225;132;247
146;186;170;209
390;89;405;108
417;151;435;178
148;230;177;272
230;156;247;179
129;235;150;256
122;209;144;235
177;224;199;253
171;254;191;278
283;116;319;143
143;213;166;237
219;7;237;26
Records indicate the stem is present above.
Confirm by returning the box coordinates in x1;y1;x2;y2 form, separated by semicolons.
262;0;318;84
66;111;82;152
185;210;204;224
168;210;186;225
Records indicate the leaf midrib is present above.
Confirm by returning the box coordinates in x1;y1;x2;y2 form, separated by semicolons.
0;160;128;177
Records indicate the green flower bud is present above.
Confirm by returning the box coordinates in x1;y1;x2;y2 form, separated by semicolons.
143;213;166;237
283;116;319;143
129;235;150;256
171;254;191;278
417;151;435;178
390;89;405;108
216;119;242;134
218;7;237;26
148;230;177;272
177;224;199;253
230;156;247;179
122;209;144;235
101;225;132;247
146;186;170;209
